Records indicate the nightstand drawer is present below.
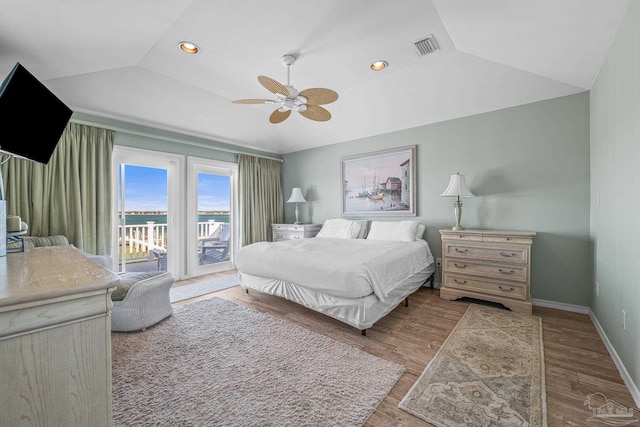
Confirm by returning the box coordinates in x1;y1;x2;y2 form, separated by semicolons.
444;259;527;283
444;242;528;264
271;224;321;242
274;231;303;241
272;224;305;232
445;275;527;300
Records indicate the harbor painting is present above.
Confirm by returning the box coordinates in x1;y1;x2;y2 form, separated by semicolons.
341;146;416;216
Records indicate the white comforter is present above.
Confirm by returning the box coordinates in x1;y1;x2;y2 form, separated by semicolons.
235;237;434;302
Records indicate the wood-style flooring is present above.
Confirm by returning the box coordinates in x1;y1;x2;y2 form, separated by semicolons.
174;270;637;427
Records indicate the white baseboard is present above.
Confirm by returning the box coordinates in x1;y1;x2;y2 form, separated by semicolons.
589;310;640;408
532;298;590;314
533;298;639;407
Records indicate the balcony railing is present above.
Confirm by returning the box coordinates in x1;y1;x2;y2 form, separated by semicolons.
119;219;224;264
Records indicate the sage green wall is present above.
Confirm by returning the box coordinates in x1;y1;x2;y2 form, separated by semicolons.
282;92;590;306
590;1;639;397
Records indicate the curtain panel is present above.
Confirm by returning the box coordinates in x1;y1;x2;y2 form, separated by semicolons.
2;122;114;254
238;154;283;246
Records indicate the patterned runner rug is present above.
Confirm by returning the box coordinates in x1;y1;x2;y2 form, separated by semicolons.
399;303;547;427
112;297;405;426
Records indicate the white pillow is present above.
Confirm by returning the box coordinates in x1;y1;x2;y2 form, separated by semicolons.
366;220;420;242
415;224;426;240
316;219;361;239
354;220;368;238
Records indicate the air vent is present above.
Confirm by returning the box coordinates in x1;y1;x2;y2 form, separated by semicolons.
414;35;440;57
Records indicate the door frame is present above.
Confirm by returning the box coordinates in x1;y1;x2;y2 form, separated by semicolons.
187;156;238;278
111;146;185;278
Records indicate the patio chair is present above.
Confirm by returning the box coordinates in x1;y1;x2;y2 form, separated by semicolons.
200;223;231;263
150;249;167;271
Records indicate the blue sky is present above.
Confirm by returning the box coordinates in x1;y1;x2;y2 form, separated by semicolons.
123;165;230;211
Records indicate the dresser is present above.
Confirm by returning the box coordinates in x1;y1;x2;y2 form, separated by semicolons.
272;223;322;242
439;229;536;314
0;246;119;426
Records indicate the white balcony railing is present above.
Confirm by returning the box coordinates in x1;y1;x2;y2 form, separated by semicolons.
119;219;224;263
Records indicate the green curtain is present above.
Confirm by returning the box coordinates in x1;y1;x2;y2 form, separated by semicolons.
238;154;283;246
2;122;114;254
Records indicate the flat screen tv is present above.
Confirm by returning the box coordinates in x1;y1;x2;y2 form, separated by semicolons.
0;62;73;164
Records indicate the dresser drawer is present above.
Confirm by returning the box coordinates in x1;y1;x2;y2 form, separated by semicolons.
443;242;529;264
445;275;527;300
444;259;527;283
482;235;534;245
441;233;483;242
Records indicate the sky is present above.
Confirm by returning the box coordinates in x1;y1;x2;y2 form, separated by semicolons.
343;150;410;192
122;165;230;211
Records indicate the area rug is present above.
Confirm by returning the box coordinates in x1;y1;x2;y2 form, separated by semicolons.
169;273;239;303
399;304;546;427
112;297;405;426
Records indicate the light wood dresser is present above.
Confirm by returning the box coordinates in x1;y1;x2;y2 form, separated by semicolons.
439;229;536;314
0;246;119;426
272;223;322;242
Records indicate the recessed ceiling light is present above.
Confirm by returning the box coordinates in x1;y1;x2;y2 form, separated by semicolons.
179;41;199;54
370;60;388;71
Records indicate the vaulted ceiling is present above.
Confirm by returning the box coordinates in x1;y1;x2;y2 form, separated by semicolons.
0;0;631;154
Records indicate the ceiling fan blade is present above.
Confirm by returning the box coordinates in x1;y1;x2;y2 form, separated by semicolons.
258;75;289;96
269;109;291;124
231;99;273;104
299;88;339;105
300;105;331;122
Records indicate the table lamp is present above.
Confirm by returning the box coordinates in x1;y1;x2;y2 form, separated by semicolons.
287;188;307;225
441;172;474;231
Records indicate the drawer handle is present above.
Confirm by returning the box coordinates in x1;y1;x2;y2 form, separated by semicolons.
293;235;301;239
498;269;515;274
454;263;467;268
499;252;516;257
499;285;515;292
453;278;467;284
276;233;283;237
454;248;469;253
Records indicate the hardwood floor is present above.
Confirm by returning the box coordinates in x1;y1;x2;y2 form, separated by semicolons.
174;271;637;427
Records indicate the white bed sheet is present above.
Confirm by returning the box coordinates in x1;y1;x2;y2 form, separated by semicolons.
235;237;435;303
238;264;434;330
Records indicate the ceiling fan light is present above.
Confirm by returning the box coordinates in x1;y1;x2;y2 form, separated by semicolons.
296;95;308;104
179;41;199;54
370;60;388;71
298;104;308;113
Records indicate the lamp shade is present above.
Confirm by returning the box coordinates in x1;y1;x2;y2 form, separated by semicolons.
441;173;474;197
287;188;307;203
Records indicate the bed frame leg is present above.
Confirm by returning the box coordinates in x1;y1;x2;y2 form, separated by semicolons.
245;288;249;294
405;297;409;307
361;329;366;336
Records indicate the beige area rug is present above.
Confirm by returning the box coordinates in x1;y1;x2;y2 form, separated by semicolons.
399;304;546;427
112;297;405;426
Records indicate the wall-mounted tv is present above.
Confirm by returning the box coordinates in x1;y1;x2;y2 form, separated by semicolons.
0;62;73;164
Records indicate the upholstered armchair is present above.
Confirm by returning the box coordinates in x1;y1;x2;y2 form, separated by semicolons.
18;235;175;332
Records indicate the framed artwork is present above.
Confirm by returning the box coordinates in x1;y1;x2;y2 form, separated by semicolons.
341;145;416;216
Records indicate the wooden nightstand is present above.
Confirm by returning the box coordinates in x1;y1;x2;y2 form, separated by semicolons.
439;229;536;314
272;223;322;242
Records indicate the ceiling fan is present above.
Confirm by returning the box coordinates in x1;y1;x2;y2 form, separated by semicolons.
231;54;339;124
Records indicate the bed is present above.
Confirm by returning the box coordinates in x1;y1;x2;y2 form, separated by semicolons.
235;219;435;335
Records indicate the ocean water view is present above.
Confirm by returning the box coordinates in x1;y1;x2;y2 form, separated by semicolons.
124;213;230;225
